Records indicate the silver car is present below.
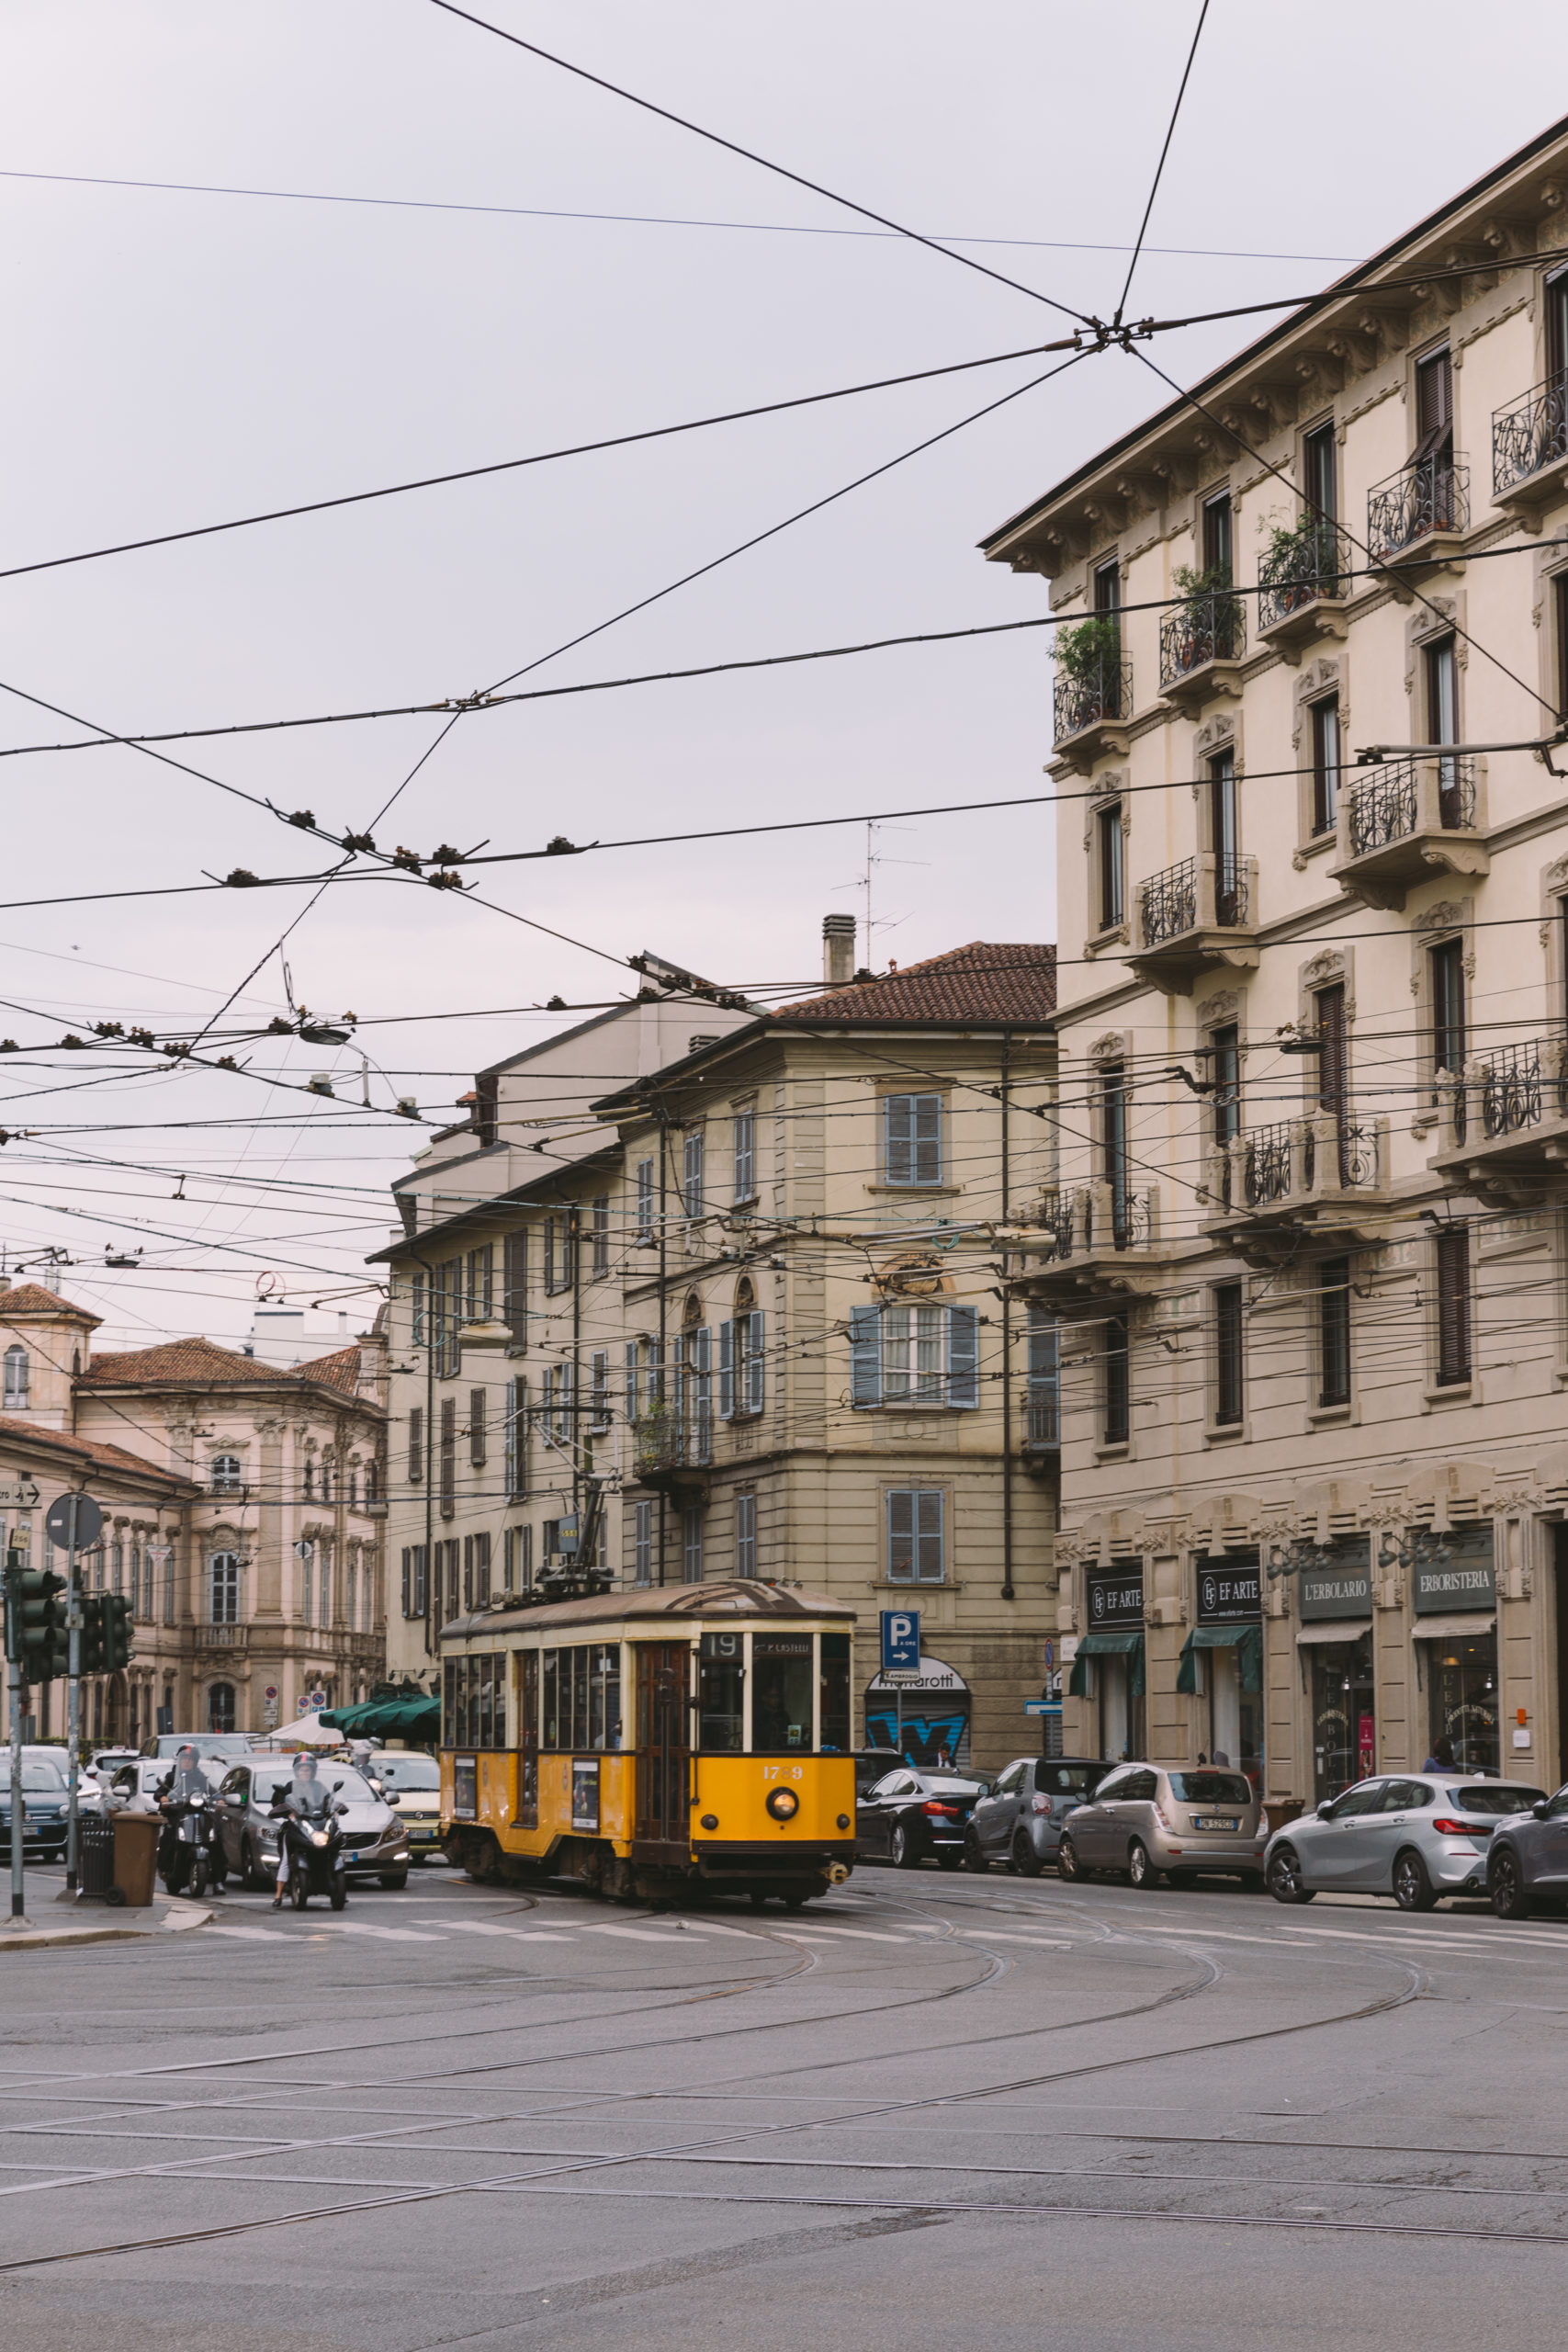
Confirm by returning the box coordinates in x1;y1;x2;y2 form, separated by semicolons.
965;1756;1111;1875
213;1761;411;1890
1265;1772;1547;1911
1058;1761;1267;1889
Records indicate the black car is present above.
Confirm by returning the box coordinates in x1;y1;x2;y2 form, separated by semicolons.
1488;1780;1568;1917
856;1766;989;1870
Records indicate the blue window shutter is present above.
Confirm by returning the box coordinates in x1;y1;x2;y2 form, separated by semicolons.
850;1306;882;1407
947;1306;978;1408
747;1310;765;1414
885;1094;911;1183
718;1320;735;1419
913;1093;942;1182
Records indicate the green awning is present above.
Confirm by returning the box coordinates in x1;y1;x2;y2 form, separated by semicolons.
319;1695;441;1741
1176;1623;1262;1695
1068;1630;1145;1699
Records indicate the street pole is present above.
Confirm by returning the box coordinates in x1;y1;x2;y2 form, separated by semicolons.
64;1503;82;1896
5;1554;23;1921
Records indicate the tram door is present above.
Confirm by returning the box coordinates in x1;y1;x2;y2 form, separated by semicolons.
634;1643;691;1853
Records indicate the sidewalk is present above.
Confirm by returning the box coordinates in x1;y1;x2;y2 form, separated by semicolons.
0;1893;212;1951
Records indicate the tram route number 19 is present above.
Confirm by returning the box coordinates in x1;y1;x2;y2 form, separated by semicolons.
762;1765;805;1781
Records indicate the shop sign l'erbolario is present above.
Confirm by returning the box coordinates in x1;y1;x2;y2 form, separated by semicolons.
1412;1525;1495;1614
1297;1534;1373;1622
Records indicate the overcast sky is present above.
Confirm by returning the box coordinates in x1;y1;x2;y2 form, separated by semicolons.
0;1;1561;1350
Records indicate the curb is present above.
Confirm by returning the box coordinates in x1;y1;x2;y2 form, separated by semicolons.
0;1898;214;1951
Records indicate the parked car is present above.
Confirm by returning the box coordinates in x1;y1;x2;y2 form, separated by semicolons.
1267;1773;1547;1910
851;1750;900;1802
212;1760;412;1890
855;1767;989;1869
965;1756;1111;1876
369;1753;444;1861
1058;1762;1266;1889
108;1758;224;1808
89;1747;141;1777
0;1750;73;1860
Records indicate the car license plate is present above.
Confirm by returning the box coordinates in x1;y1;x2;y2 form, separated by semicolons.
1196;1816;1239;1831
411;1827;435;1840
344;1851;360;1864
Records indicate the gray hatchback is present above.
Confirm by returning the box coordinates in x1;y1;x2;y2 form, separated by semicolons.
1265;1773;1546;1910
1058;1762;1267;1888
964;1756;1111;1875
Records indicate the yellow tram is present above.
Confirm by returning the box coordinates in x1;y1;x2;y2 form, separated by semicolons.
438;1579;857;1905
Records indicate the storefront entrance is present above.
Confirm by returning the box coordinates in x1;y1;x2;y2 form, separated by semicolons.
1070;1566;1145;1761
1423;1631;1499;1774
1311;1634;1375;1803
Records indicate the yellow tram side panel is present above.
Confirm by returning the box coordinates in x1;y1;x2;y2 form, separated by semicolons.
690;1755;855;1850
441;1750;638;1860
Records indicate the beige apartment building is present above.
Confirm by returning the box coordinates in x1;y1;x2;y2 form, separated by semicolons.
378;928;1060;1768
986;115;1568;1809
0;1281;387;1744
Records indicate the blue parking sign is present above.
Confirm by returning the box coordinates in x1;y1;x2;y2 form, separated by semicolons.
880;1610;920;1673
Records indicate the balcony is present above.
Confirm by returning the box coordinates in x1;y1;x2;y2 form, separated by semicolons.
631;1405;712;1496
1201;1113;1391;1265
1128;852;1259;995
1021;1395;1059;1473
194;1623;249;1654
1255;521;1351;660
1492;375;1568;526
1158;590;1247;707
1431;1037;1568;1196
1366;456;1470;570
1010;1182;1182;1299
1052;648;1133;770
1329;755;1487;910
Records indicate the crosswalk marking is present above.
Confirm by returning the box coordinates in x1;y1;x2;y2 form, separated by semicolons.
779;1925;907;1943
440;1923;577;1941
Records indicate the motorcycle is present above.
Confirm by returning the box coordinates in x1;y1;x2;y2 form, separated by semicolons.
160;1793;226;1899
275;1795;350;1911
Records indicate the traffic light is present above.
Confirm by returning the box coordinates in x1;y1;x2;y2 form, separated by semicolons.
78;1593;107;1676
102;1592;133;1672
11;1567;68;1681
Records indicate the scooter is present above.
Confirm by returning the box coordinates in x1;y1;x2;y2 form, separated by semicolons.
276;1798;350;1911
160;1793;226;1900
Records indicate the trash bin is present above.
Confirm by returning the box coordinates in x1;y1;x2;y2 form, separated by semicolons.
79;1811;116;1899
111;1811;161;1907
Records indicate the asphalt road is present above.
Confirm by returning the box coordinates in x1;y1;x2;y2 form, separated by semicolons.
3;1855;1568;2351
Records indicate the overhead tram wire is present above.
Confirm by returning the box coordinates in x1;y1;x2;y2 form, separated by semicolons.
1111;0;1210;328
423;1;1095;327
6;533;1561;774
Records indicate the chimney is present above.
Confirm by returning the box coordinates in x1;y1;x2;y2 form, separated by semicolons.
822;914;856;988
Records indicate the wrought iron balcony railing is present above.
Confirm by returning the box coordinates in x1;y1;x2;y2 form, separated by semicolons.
1367;457;1469;560
1481;1040;1543;1137
1493;375;1568;498
632;1404;712;1482
1012;1181;1167;1289
1022;1396;1060;1449
1053;653;1133;745
1032;1191;1076;1263
1257;521;1350;629
1138;852;1249;949
1159;591;1246;688
1203;1114;1385;1228
1347;754;1477;854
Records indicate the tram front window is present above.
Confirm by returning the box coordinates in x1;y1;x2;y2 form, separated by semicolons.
699;1632;743;1750
753;1634;813;1751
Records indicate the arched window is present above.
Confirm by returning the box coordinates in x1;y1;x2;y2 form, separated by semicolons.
209;1552;241;1626
3;1346;28;1408
210;1454;242;1495
207;1681;236;1734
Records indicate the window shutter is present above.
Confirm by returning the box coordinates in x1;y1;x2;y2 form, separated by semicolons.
885;1094;911;1183
718;1321;736;1419
694;1327;712;1462
886;1489;914;1579
947;1305;979;1408
401;1548;412;1617
1437;1227;1471;1385
469;1387;487;1468
917;1490;944;1579
408;1406;423;1483
913;1094;942;1183
850;1306;882;1407
503;1230;526;1342
747;1310;765;1414
625;1340;639;1422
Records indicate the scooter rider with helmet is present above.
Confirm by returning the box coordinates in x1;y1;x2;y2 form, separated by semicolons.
269;1752;333;1910
157;1744;226;1894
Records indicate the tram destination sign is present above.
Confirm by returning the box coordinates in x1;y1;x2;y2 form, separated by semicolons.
1196;1554;1260;1624
1297;1534;1373;1623
1413;1525;1495;1613
1086;1567;1144;1633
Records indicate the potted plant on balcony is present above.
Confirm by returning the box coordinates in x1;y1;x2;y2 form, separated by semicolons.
1168;561;1244;670
1053;615;1124;735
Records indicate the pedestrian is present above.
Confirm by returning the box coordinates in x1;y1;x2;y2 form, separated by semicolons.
1423;1736;1456;1770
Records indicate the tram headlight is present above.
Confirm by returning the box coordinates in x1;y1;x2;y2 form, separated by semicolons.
765;1789;799;1822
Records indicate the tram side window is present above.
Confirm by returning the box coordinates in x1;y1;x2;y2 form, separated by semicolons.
819;1633;851;1752
699;1632;744;1751
443;1655;509;1749
541;1644;622;1750
752;1634;814;1752
519;1652;539;1828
